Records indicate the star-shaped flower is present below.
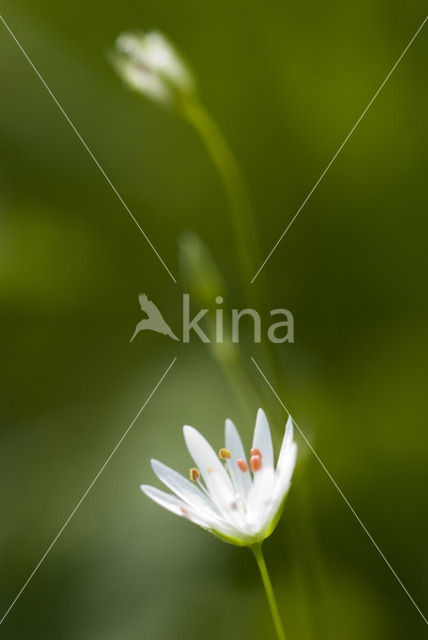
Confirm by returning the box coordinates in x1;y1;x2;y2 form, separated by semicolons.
141;409;297;546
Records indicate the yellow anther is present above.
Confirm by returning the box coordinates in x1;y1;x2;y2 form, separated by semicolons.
219;448;231;460
189;467;200;482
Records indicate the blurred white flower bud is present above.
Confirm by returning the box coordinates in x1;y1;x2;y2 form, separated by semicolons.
112;30;195;108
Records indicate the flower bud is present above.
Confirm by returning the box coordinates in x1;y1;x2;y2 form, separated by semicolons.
178;230;225;309
111;30;195;108
179;231;237;365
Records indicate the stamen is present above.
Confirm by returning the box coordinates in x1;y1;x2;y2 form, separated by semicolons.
180;507;188;517
196;477;211;498
219;447;231;460
189;467;200;482
250;454;262;472
250;447;262;458
237;459;248;473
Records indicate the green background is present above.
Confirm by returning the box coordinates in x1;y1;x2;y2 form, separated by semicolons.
1;1;427;638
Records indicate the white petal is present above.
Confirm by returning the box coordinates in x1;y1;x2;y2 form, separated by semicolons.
271;416;297;509
245;466;275;531
183;426;235;502
183;426;249;531
142;485;251;543
225;419;252;496
141;484;210;529
150;459;218;517
259;440;297;535
143;32;193;90
124;66;171;103
273;441;297;503
252;408;274;469
276;416;294;471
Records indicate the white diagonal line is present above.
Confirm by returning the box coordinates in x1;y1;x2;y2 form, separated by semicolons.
0;14;177;284
251;356;428;625
0;357;177;626
251;16;428;284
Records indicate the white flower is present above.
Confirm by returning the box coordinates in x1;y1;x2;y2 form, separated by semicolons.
141;409;297;546
112;30;195;107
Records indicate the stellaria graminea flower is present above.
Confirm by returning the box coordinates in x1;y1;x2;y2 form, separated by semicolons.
111;31;195;108
141;409;297;546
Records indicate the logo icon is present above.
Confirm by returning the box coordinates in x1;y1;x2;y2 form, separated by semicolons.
130;293;180;342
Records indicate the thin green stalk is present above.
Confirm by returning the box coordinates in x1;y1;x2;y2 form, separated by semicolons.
251;544;287;640
183;99;259;301
183;98;283;390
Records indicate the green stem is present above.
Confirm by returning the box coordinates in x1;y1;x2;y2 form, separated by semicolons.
251;544;287;640
183;99;259;302
183;98;284;391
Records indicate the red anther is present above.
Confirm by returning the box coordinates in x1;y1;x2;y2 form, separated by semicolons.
237;459;248;473
180;507;188;516
250;447;262;458
250;454;262;472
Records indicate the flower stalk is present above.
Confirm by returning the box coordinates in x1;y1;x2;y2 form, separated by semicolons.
251;543;287;640
180;101;284;389
182;99;259;301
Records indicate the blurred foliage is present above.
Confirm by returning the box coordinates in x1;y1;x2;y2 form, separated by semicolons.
1;0;428;638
